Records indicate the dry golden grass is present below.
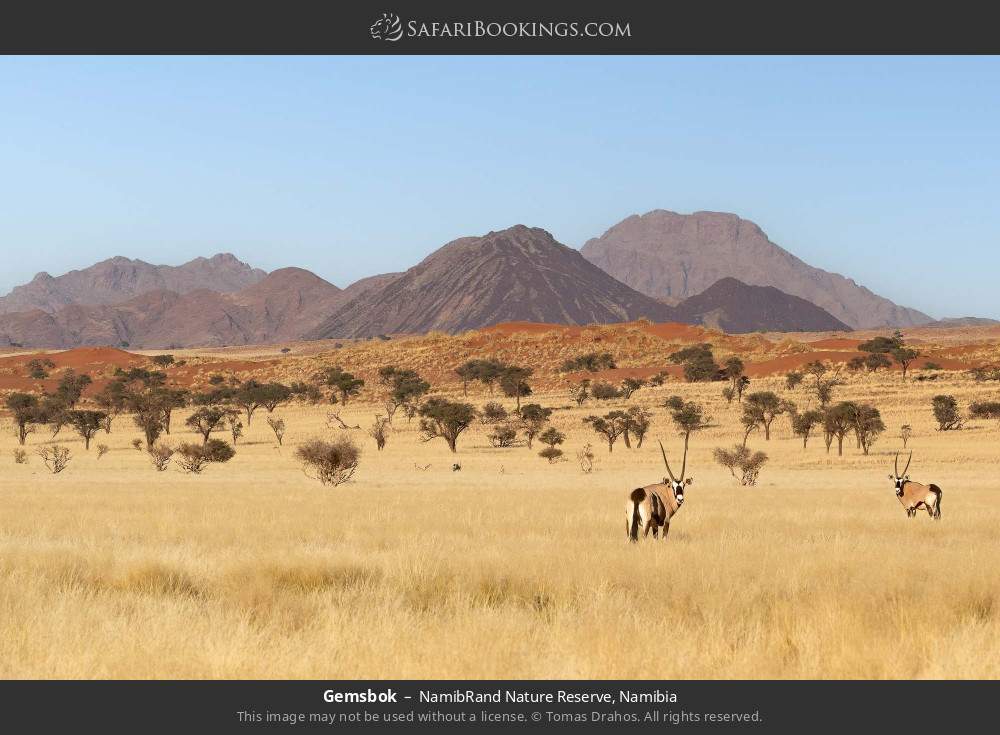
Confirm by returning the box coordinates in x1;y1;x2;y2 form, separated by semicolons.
1;365;999;679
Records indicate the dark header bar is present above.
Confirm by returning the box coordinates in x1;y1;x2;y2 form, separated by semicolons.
2;680;997;733
2;0;1000;54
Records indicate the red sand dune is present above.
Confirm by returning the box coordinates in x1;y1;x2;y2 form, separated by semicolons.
808;338;863;350
745;351;970;377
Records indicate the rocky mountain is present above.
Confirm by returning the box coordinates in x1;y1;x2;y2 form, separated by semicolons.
0;268;349;349
672;277;850;333
308;225;678;339
580;210;932;329
923;316;1000;328
0;253;267;314
339;272;403;302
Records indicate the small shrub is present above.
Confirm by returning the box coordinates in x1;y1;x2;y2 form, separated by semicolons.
900;424;913;448
489;422;519;448
479;401;508;425
713;444;768;486
150;354;175;367
590;382;622;401
296;437;360;486
576;443;596;473
539;446;564;463
148;443;174;471
13;448;27;464
37;445;72;474
176;439;235;474
932;395;963;431
785;371;804;390
96;444;109;459
131;438;143;451
266;416;286;445
923;361;941;371
227;413;244;443
560;352;616;372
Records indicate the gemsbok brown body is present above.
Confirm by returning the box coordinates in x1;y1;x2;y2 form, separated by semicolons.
889;451;942;520
626;441;693;542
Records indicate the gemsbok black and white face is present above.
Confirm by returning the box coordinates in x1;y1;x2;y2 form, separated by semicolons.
660;441;693;504
667;477;694;504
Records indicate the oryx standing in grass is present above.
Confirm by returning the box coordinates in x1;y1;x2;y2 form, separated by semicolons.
889;451;942;520
626;441;693;542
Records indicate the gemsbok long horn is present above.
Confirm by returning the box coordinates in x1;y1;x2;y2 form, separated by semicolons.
659;440;677;482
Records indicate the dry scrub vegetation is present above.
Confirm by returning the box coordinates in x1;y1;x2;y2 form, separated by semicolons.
1;336;1000;679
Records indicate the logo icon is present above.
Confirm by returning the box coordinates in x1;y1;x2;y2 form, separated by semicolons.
370;13;403;41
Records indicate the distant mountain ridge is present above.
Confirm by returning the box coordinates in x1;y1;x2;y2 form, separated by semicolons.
0;210;966;347
580;210;932;329
0;253;267;314
307;225;678;339
0;268;350;349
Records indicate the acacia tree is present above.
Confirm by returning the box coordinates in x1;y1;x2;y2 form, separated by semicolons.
664;396;711;450
157;387;189;434
741;392;788;441
848;403;885;455
723;357;749;402
620;377;646;400
670;344;719;382
891;347;920;378
499;366;533;412
454;358;505;395
231;380;269;426
65;410;107;450
622;405;652;448
53;370;92;408
805;361;841;408
582;411;629;453
865;352;892;373
258;383;292;413
92;380;128;433
5;392;40;445
379;367;430;424
824;402;856;456
538;427;566;463
319;367;364;405
518;403;553;448
792;409;824;449
418;398;476;453
185;406;228;444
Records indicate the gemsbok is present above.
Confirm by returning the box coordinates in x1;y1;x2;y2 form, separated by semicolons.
626;440;693;542
889;451;942;520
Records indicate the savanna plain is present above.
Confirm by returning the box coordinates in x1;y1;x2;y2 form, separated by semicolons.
1;323;999;679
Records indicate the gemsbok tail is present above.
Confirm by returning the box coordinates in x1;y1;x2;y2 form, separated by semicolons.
628;489;643;542
930;484;943;519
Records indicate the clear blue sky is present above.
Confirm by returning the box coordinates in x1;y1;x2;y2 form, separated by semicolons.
1;56;998;318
